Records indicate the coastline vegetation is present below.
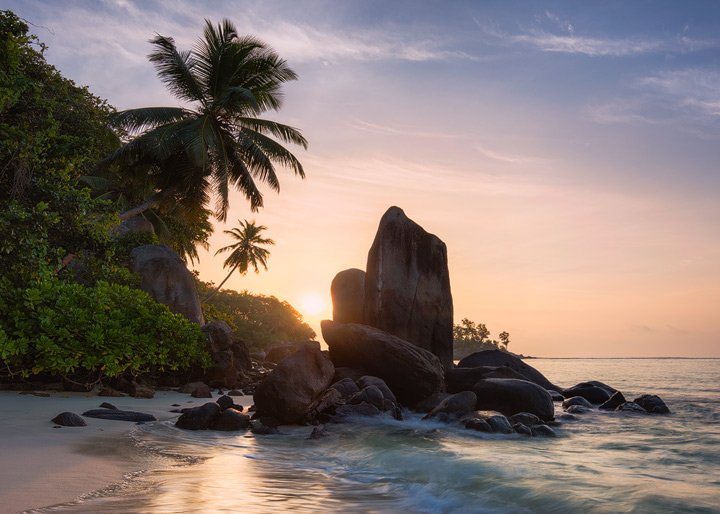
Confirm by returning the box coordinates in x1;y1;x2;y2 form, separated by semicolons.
453;317;514;360
0;11;310;386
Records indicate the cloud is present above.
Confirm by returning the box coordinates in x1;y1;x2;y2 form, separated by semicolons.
474;145;549;164
637;68;720;118
512;31;664;57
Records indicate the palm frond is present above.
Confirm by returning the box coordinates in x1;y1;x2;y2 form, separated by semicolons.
149;34;205;104
110;107;193;135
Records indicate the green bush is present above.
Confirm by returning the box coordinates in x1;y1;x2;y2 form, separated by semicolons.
0;277;210;381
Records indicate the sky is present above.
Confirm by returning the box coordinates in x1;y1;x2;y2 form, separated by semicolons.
8;0;720;357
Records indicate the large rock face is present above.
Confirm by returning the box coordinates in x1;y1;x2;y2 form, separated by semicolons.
321;320;444;407
331;268;366;324
472;378;555;421
363;207;453;370
253;346;335;425
457;350;562;392
129;245;204;324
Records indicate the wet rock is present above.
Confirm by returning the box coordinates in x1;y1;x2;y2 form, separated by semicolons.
531;424;557;437
633;394;670;414
445;366;528;394
509;412;542;426
557;413;578;421
216;395;234;411
306;388;344;422
329;378;360;399
457;350;562;392
254;346;335;425
414;392;451;413
599;391;627;411
175;402;221;430
548;390;564;402
423;391;477;421
464;418;492;432
513;423;532;436
485;414;514;434
473;378;555;421
250;420;280;435
332;367;366;384
51;412;86;427
562;383;613;404
351;385;385;411
227;389;244;397
331;268;366;324
357;376;398;405
99;402;118;410
363;206;454;370
562;396;593;410
333;402;382;419
308;425;329;439
208;408;250;431
179;381;212;397
322;320;444;407
616;402;648;413
83;409;156;422
565;405;592;414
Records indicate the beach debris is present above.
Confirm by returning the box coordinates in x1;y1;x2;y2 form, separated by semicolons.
82;409;156;422
51;412;87;427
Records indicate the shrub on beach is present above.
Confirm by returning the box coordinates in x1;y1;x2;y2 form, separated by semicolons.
0;275;210;381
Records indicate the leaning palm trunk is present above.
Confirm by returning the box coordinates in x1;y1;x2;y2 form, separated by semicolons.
203;263;239;303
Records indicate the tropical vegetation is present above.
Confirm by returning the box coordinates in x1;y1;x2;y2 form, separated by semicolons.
0;11;309;386
453;317;512;360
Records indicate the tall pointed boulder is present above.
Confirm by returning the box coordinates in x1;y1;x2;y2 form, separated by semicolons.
363;207;453;370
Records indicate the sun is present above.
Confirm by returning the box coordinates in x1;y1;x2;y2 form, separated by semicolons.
300;292;326;317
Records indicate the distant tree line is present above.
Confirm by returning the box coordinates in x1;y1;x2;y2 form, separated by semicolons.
453;318;511;360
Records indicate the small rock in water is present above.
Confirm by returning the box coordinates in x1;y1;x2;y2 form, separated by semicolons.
562;396;593;410
485;415;514;434
616;402;647;413
175;402;221;430
513;423;533;436
308;425;328;439
51;412;86;427
509;412;542;426
548;390;564;402
464;418;492;432
599;391;626;411
565;404;592;414
557;413;578;421
329;378;360;400
227;389;244;397
562;383;611;404
531;424;557;437
633;394;670;414
250;421;280;435
99;402;118;410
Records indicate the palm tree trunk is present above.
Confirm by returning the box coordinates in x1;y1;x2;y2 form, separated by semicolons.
202;264;238;303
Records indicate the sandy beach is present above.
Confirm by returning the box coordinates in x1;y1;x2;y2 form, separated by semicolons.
0;390;219;513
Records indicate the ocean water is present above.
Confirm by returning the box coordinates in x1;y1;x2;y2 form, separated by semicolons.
42;359;720;513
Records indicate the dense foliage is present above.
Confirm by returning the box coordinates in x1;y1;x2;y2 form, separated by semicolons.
453;317;511;360
197;279;315;352
0;11;209;383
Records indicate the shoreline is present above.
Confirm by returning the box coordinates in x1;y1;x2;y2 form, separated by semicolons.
0;390;217;513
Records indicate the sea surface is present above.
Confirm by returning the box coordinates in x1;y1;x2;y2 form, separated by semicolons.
42;359;720;513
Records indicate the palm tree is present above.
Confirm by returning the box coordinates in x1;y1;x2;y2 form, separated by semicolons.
105;19;307;222
204;220;274;302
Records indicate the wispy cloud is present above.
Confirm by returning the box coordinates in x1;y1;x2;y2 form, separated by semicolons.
512;32;664;56
474;145;549;165
638;68;720;117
